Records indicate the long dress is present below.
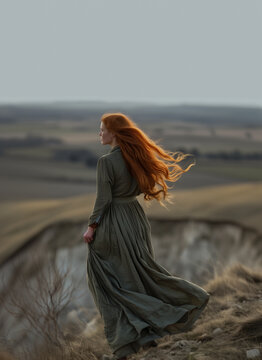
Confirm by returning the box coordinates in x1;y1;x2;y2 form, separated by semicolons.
86;145;210;359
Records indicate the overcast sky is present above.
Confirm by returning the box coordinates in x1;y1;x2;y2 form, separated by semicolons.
0;0;261;106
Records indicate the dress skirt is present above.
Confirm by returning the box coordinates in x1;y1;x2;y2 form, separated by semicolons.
86;196;210;359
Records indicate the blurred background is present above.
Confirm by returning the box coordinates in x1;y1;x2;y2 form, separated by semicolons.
0;1;262;359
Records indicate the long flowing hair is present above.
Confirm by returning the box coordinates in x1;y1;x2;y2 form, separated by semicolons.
101;112;195;207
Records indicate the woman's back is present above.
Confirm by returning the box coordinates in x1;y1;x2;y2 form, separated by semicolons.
105;145;142;198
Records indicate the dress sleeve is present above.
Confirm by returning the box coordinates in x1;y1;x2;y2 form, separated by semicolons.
88;156;114;228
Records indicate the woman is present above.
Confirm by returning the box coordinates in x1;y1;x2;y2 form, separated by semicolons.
83;113;210;360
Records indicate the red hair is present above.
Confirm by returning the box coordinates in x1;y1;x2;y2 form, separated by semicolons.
101;112;195;206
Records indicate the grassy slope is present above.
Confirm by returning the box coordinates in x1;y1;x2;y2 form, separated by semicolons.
144;181;262;230
0;182;262;265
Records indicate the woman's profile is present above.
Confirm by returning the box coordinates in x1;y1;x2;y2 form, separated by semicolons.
83;113;210;360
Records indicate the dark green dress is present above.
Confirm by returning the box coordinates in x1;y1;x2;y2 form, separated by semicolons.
87;145;210;359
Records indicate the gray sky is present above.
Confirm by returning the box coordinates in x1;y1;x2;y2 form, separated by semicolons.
0;0;261;106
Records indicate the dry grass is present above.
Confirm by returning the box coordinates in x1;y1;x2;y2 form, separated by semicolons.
1;261;262;359
123;263;262;360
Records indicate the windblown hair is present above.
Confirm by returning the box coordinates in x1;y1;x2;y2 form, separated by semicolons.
101;112;195;206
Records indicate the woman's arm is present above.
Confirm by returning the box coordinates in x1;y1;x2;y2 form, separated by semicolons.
87;155;114;228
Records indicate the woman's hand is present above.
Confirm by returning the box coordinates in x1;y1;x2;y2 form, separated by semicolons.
83;226;95;243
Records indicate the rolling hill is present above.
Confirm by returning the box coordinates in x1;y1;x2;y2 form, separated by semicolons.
1;181;262;266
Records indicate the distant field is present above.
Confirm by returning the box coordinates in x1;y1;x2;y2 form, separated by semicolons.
0;182;262;265
1;118;262;150
1;153;262;202
192;158;262;181
1;116;262;202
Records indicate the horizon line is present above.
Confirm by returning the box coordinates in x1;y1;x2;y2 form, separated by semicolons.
0;98;261;109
